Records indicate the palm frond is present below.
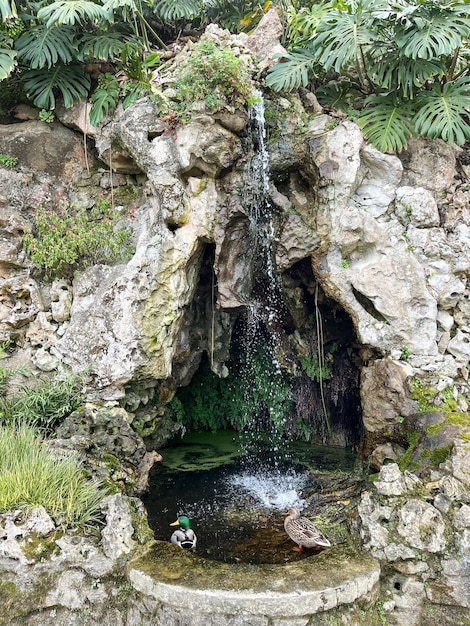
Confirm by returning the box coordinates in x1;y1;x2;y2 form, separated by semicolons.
413;77;470;145
151;0;202;22
265;47;318;92
37;0;109;28
395;7;470;60
15;25;77;69
0;47;16;79
22;63;90;109
358;93;415;153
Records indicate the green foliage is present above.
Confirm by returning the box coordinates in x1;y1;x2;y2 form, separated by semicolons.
399;430;421;472
177;345;293;435
301;353;331;382
170;39;252;120
22;196;134;280
15;25;77;69
38;108;54;122
37;0;109;28
413;77;470;145
151;0;202;22
89;45;161;126
399;347;410;361
22;64;90;110
0;153;17;167
358;94;414;153
267;0;470;152
0;369;87;433
266;47;319;92
89;73;120;126
0;421;106;528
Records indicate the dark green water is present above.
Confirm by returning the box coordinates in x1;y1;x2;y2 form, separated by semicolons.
143;431;357;564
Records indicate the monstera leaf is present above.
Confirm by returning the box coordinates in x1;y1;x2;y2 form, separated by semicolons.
151;0;202;21
266;47;318;92
22;64;90;109
369;51;446;100
15;25;77;69
0;0;16;20
358;94;415;153
37;0;109;28
413;77;470;145
81;31;133;61
0;48;16;79
395;4;470;59
313;7;378;75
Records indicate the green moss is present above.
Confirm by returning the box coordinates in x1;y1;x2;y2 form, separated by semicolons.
426;411;470;436
421;444;453;467
0;572;59;625
410;379;439;413
398;430;421;472
103;453;120;470
20;531;61;561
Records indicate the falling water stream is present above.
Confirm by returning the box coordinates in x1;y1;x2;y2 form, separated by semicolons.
144;93;359;564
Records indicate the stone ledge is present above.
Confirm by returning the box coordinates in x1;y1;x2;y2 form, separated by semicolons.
128;542;380;618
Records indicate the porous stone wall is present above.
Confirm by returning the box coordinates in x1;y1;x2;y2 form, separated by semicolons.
0;12;469;625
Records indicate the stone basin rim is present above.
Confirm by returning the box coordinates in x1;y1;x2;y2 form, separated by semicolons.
128;541;381;617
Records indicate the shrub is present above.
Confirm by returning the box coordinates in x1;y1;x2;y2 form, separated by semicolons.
0;421;106;528
170;40;252;121
22;196;134;281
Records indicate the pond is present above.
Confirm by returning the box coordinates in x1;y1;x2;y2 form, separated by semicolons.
143;430;359;564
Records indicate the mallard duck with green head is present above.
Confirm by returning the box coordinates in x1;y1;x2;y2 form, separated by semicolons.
284;507;331;552
170;515;197;551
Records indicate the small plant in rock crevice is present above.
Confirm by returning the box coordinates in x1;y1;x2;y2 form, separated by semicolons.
168;40;252;122
0;154;17;168
22;195;134;281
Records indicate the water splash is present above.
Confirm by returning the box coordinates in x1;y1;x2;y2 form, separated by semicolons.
228;471;307;511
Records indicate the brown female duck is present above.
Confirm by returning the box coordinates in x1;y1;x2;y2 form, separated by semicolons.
284;507;331;552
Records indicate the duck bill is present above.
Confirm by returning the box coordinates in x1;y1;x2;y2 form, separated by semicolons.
169;520;179;526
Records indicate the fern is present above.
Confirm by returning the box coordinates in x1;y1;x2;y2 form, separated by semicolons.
15;25;77;69
37;0;109;28
413;77;470;145
22;64;90;109
358;94;415;153
151;0;202;22
266;47;318;92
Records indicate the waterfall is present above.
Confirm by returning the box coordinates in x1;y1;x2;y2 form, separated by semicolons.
235;90;292;440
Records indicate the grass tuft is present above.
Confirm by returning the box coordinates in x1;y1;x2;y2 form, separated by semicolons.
0;421;107;529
